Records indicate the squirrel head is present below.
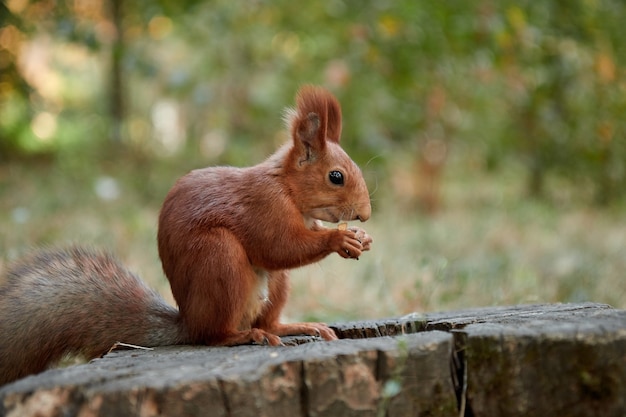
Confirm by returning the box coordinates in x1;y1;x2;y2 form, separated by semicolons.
282;85;371;224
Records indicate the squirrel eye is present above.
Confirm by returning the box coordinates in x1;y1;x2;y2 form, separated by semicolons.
328;170;344;185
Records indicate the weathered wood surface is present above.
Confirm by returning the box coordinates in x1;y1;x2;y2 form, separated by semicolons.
1;302;625;417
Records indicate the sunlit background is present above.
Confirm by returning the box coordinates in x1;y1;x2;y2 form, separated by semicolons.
1;1;625;320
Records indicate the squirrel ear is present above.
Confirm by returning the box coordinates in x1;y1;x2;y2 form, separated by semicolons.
293;112;324;164
289;85;343;163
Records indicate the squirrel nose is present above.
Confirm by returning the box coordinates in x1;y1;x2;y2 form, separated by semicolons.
355;203;371;222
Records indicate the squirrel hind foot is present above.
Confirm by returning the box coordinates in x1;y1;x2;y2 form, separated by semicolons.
261;323;338;342
212;323;338;346
216;329;283;347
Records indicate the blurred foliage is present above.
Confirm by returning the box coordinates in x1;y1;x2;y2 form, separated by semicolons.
1;0;625;204
2;1;626;315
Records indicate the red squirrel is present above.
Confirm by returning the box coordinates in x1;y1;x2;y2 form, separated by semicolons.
0;85;372;385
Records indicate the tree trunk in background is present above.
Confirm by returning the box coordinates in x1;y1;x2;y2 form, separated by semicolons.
527;157;545;198
108;0;124;143
595;145;613;206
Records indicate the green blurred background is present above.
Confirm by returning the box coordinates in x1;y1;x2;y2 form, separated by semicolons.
1;1;625;319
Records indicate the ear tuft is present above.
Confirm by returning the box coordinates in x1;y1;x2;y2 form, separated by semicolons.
286;85;343;165
291;85;342;144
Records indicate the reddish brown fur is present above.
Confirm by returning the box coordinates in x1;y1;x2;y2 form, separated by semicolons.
292;84;342;143
0;86;372;386
158;85;372;346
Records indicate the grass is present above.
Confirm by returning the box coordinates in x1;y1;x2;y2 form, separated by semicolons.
1;153;625;324
290;188;626;322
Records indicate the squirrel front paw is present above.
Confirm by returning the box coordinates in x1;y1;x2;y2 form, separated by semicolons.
330;229;364;260
348;226;373;252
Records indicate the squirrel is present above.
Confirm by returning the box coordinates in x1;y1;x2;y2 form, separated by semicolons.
0;85;372;386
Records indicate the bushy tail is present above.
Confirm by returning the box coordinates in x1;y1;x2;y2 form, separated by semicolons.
0;247;188;385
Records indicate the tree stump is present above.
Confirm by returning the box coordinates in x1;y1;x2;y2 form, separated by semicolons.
1;302;625;417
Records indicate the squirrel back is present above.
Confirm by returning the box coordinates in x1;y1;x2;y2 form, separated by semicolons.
0;248;190;385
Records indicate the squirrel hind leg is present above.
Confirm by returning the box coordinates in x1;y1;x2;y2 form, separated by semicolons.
173;228;272;345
